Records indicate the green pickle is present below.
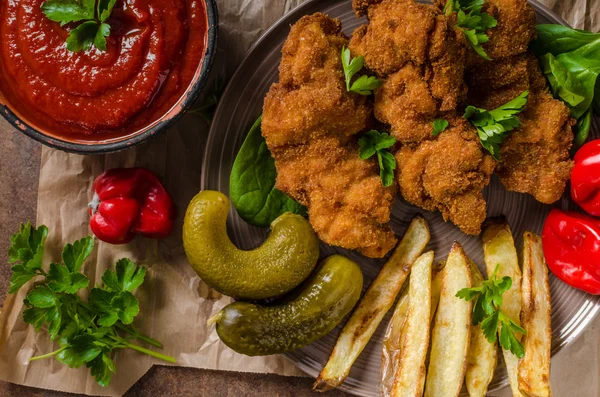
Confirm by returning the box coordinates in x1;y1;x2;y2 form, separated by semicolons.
209;255;364;356
183;190;320;300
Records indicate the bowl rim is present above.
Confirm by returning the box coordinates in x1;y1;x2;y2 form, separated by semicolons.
0;0;219;155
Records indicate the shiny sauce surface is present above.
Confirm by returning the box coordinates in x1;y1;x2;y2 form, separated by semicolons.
0;0;208;141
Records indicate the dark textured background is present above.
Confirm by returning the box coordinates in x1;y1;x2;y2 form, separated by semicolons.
0;118;349;397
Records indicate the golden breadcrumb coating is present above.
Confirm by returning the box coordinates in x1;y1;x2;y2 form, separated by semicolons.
467;52;575;204
396;119;496;235
497;90;575;204
349;0;495;234
262;15;370;149
262;13;397;258
349;0;467;111
374;63;442;143
481;0;537;60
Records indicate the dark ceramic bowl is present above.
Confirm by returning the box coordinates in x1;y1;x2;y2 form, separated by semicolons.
0;0;218;154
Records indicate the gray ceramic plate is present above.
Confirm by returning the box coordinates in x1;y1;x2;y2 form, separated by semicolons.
202;1;600;395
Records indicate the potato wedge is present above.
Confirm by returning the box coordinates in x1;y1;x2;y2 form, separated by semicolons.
390;251;433;397
381;261;445;396
314;217;430;391
482;220;524;397
424;243;472;397
518;233;553;397
465;259;498;397
381;285;410;396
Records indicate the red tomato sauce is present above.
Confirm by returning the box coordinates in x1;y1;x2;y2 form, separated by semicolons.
0;0;207;141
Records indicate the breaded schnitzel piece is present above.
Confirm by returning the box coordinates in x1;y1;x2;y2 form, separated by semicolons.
396;118;496;235
272;137;397;258
479;0;537;60
467;52;575;203
262;13;397;258
467;53;546;108
349;0;467;113
497;91;575;203
262;15;370;149
349;0;495;234
374;63;446;143
433;0;535;63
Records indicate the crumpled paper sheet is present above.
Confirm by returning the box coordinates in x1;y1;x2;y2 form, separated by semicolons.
0;0;305;395
0;0;597;396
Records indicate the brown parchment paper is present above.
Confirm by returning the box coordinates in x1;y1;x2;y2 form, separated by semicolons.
0;0;598;396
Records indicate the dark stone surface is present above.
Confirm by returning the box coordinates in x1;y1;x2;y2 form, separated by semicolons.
0;119;349;396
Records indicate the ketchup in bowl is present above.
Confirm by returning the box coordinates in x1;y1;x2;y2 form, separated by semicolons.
0;0;210;143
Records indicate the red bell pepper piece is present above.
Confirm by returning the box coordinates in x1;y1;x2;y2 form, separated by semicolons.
571;139;600;216
88;168;176;244
542;209;600;295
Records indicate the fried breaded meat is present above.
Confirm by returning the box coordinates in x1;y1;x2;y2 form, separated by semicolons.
464;0;575;204
259;0;575;250
262;13;397;258
467;55;575;203
349;0;494;235
349;0;467;116
397;118;496;235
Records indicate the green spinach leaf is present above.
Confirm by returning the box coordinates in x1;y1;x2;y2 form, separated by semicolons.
533;25;600;56
532;24;600;147
230;116;307;228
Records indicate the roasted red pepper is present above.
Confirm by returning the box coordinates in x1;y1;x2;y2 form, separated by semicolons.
571;139;600;216
542;209;600;295
89;168;176;244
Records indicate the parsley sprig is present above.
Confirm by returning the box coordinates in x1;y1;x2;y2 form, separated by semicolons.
456;264;527;358
432;119;449;136
358;131;397;187
8;223;175;387
341;46;382;95
41;0;117;52
463;90;529;160
444;0;497;60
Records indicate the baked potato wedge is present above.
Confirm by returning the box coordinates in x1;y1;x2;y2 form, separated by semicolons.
482;219;524;397
424;243;472;397
314;216;430;391
518;233;553;397
465;259;498;397
390;251;434;397
381;261;445;396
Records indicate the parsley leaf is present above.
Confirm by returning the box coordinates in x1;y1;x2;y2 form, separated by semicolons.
111;291;140;324
56;334;102;368
7;224;175;387
93;23;111;51
456;263;526;357
97;0;117;22
101;258;147;293
8;222;49;293
445;0;497;60
41;0;95;25
88;353;116;387
358;131;397;187
90;288;140;327
62;236;94;272
351;75;383;96
23;307;51;332
464;90;529;160
42;0;115;52
66;21;100;52
26;285;59;308
432;119;449;136
341;46;382;96
47;263;90;294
